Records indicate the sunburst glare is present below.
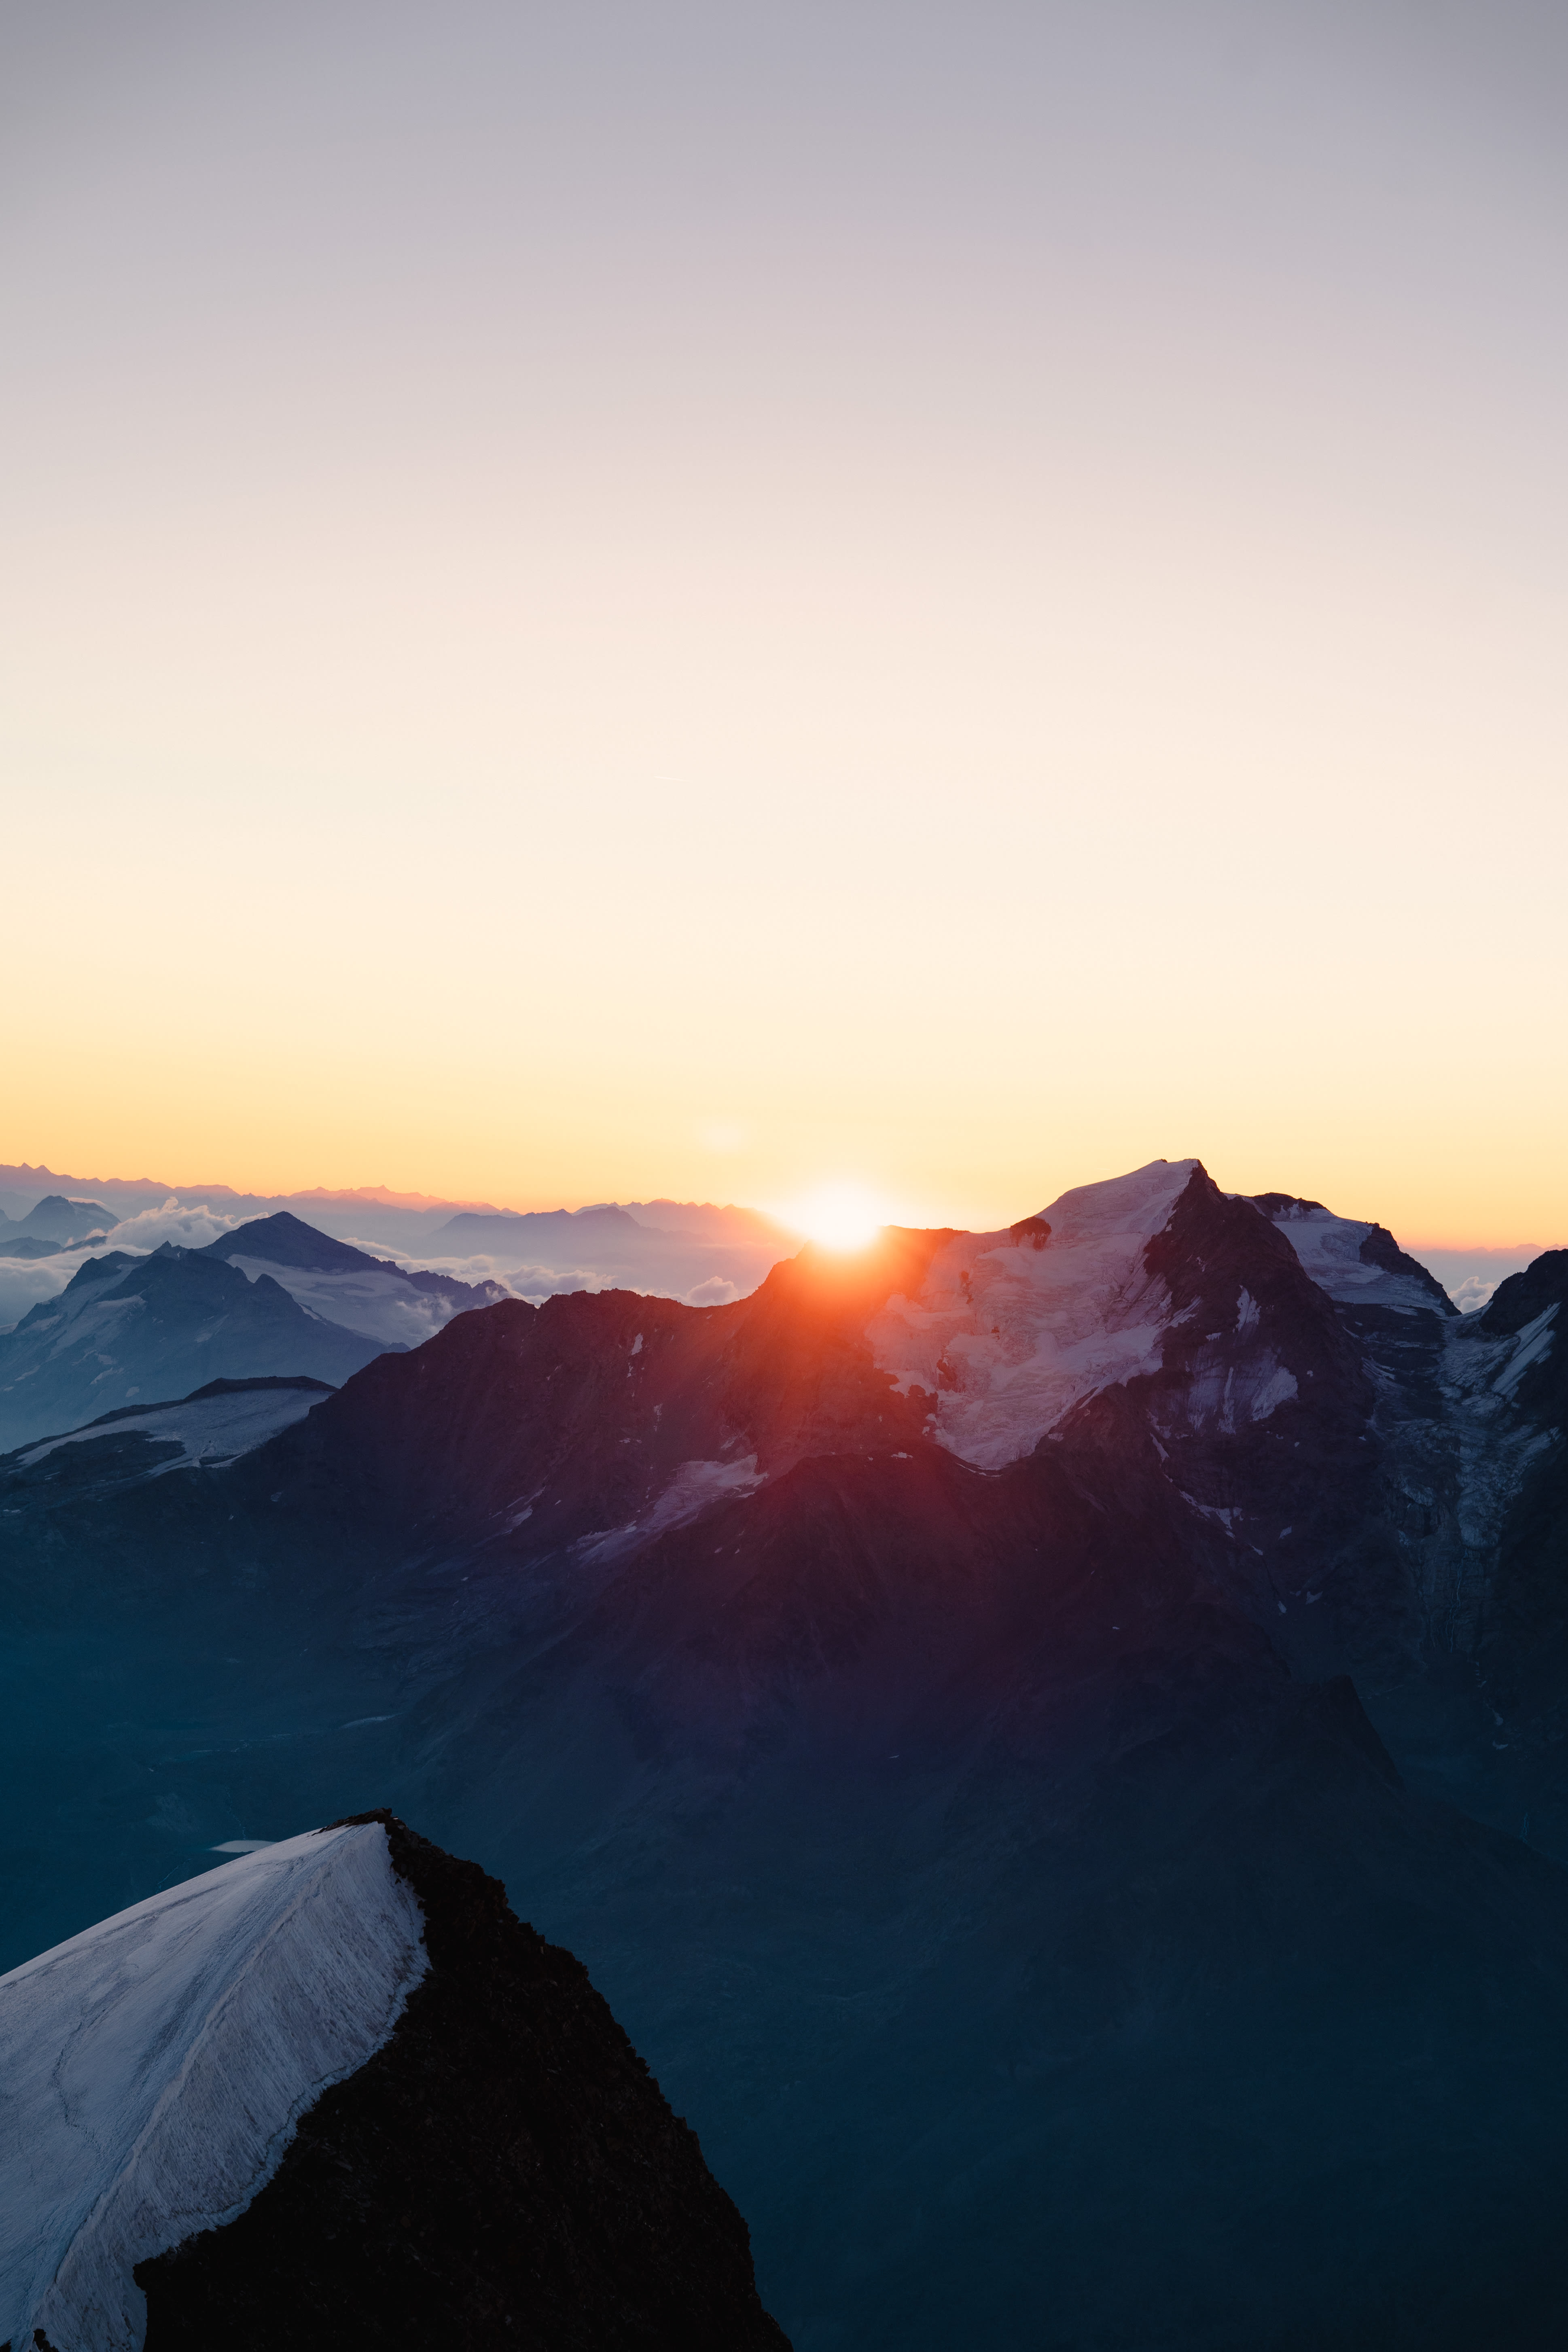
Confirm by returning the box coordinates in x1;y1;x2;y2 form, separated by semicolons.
780;1182;888;1252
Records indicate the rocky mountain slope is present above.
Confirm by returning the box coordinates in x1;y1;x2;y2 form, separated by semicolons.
2;1158;1564;2349
0;1815;787;2352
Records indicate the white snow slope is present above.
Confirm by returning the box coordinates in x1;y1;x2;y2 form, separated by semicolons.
225;1256;454;1350
866;1159;1200;1469
15;1382;328;1473
1260;1199;1447;1315
0;1823;427;2352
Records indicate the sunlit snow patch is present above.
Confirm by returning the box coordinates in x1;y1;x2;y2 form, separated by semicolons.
0;1822;426;2352
866;1159;1198;1469
575;1454;767;1564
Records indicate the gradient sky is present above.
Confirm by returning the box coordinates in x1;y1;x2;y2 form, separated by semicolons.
3;1;1565;1243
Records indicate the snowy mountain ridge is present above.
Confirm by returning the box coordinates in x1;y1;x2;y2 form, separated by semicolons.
0;1824;426;2352
1249;1192;1458;1316
0;1816;792;2352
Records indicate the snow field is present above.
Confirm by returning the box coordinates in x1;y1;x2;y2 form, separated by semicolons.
15;1383;327;1472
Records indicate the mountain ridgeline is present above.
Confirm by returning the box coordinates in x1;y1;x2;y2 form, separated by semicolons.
1;1159;1565;2349
0;1814;788;2352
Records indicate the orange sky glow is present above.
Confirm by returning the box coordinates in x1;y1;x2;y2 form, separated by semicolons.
2;5;1564;1254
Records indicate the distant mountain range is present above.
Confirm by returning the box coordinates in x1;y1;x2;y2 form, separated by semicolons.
0;1212;509;1452
3;1156;1566;2346
0;1163;794;1262
0;1173;799;1345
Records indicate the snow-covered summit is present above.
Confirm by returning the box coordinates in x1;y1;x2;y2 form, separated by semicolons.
0;1823;426;2352
866;1159;1200;1468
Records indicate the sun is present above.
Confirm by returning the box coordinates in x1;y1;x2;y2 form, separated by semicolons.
782;1182;888;1252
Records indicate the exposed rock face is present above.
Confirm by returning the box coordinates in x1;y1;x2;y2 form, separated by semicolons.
138;1814;788;2352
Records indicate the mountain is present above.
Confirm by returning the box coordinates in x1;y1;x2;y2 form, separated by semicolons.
0;1245;384;1452
2;1158;1566;2347
197;1210;508;1350
0;1165;515;1256
0;1168;799;1299
1468;1250;1568;1795
0;1813;788;2352
0;1233;70;1260
3;1192;115;1246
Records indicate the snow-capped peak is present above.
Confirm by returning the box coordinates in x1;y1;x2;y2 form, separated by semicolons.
865;1159;1200;1468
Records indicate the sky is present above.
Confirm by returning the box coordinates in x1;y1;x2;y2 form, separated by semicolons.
2;0;1565;1245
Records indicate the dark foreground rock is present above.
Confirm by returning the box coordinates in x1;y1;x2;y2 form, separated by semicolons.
139;1813;789;2352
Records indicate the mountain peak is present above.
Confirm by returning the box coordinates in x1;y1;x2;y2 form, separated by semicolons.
1248;1193;1455;1316
200;1212;381;1275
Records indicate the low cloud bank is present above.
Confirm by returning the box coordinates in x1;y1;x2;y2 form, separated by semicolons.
102;1199;241;1251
